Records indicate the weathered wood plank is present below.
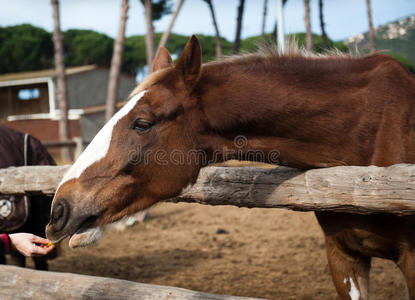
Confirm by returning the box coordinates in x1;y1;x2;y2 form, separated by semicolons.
0;165;71;195
0;265;262;300
174;164;415;215
0;164;414;215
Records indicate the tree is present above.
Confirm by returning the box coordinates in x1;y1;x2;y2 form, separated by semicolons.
143;0;156;71
232;0;245;54
0;25;53;74
63;30;113;67
318;0;328;50
105;0;129;121
366;0;376;53
304;0;313;52
149;0;172;20
270;0;288;47
260;0;268;45
123;35;147;75
51;0;72;162
203;0;222;58
158;0;185;49
141;0;172;72
270;21;277;44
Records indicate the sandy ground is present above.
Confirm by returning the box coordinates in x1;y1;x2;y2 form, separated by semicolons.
22;202;406;300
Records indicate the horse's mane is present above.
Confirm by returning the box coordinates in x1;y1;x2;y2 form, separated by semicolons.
129;67;172;97
129;42;401;98
201;41;383;77
206;41;351;66
211;43;414;84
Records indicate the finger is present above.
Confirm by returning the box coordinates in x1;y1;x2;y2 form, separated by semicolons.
42;244;55;253
31;235;50;245
31;245;49;256
46;244;55;251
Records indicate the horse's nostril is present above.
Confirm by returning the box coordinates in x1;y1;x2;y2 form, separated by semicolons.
53;203;64;222
51;199;69;232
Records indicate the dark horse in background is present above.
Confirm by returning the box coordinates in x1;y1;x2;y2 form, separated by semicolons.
47;36;415;299
0;125;58;270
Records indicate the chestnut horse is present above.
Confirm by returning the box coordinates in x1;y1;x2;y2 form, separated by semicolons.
46;36;415;299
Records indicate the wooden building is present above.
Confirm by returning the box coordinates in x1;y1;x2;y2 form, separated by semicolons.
0;65;136;159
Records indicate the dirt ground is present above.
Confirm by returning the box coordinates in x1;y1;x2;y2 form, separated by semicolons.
20;202;404;299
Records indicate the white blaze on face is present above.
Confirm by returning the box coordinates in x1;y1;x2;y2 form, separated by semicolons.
344;277;360;300
58;90;147;187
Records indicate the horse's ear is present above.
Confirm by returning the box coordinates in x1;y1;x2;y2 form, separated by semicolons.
175;35;202;89
152;47;173;72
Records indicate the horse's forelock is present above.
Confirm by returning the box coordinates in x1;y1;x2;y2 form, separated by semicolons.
129;68;173;97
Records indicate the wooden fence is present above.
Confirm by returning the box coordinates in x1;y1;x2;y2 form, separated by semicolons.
0;265;262;300
1;164;415;215
1;164;414;299
42;137;84;160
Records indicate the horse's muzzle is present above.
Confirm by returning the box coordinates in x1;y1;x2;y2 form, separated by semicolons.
46;198;70;242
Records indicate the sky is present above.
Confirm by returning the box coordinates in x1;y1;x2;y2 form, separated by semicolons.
0;0;414;42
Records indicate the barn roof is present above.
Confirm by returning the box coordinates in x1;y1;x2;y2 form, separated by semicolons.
0;65;97;82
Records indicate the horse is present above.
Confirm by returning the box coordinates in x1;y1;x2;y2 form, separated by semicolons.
46;36;415;299
0;125;58;270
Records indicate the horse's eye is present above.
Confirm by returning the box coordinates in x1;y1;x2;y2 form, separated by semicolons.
131;119;154;133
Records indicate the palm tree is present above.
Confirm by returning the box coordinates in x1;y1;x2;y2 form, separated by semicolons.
204;0;222;58
272;0;288;48
304;0;313;52
366;0;376;53
260;0;268;45
158;0;185;49
144;0;156;71
318;0;328;50
105;0;129;121
232;0;246;54
51;0;71;162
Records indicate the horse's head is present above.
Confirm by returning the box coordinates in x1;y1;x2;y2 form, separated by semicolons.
46;36;205;247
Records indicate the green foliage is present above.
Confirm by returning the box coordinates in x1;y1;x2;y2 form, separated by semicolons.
0;25;352;77
385;52;415;73
191;34;232;62
344;16;415;66
288;32;348;53
157;33;232;63
140;0;172;21
155;32;187;56
123;35;147;74
240;34;273;52
123;32;228;74
333;41;349;52
374;38;415;67
63;29;113;68
0;24;53;74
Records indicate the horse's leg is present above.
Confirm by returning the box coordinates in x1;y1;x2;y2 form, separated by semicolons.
0;255;5;264
316;212;372;300
8;251;25;267
33;257;48;270
325;235;371;300
397;250;415;300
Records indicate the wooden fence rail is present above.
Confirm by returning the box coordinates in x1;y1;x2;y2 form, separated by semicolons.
0;265;263;300
0;164;414;215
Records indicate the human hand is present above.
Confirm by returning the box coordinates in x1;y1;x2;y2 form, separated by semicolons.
9;233;55;257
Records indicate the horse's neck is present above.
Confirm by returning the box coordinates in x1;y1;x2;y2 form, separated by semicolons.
197;59;378;168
